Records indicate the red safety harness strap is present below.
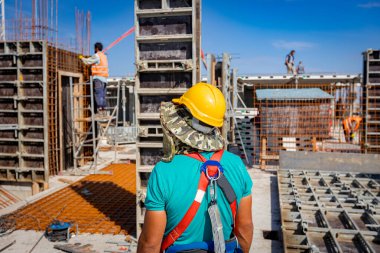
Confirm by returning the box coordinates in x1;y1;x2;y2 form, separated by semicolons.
161;150;237;252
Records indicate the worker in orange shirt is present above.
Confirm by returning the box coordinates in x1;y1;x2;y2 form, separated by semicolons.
80;42;109;120
343;113;362;143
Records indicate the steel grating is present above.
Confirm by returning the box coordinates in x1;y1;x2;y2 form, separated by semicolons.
1;164;136;235
278;169;380;253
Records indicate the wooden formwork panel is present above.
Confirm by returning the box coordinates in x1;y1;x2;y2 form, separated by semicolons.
139;72;192;89
138;94;178;114
139;42;193;61
139;16;192;36
139;147;163;166
0;69;17;81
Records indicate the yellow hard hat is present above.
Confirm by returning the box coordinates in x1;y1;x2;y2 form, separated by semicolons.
172;83;226;127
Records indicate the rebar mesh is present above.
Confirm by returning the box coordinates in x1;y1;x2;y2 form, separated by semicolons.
250;81;363;167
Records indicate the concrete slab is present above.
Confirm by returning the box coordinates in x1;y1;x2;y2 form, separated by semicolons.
0;230;136;253
249;169;283;253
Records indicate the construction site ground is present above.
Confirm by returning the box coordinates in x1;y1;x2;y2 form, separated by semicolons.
0;166;281;253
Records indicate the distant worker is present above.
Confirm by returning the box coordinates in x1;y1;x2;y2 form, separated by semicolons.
79;42;109;119
296;61;305;75
343;113;362;143
285;50;296;75
137;83;253;253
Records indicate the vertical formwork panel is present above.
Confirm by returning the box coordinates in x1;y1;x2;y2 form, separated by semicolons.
135;0;201;236
363;49;380;154
0;41;48;186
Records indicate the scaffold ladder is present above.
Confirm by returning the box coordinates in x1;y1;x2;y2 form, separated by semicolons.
70;77;120;173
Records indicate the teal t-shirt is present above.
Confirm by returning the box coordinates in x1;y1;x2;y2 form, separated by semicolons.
145;151;253;245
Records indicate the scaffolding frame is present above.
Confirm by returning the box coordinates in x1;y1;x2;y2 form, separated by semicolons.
70;77;120;173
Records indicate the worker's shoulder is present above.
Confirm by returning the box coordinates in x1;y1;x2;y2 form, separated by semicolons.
152;151;244;173
152;155;190;173
221;150;244;165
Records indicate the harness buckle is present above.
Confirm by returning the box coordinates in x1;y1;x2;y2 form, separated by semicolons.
200;160;224;180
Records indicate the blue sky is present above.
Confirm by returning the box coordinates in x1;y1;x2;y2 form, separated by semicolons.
7;0;380;76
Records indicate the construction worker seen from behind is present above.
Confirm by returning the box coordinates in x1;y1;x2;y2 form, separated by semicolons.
137;83;254;253
285;50;296;75
79;42;109;120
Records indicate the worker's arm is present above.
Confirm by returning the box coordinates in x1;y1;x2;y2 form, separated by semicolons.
81;54;100;65
137;210;167;253
235;195;253;253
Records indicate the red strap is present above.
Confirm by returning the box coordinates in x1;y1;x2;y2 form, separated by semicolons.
161;150;237;252
185;151;224;177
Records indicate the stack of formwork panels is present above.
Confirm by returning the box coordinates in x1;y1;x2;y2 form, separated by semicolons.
0;41;48;189
363;49;380;154
134;0;201;235
234;117;254;164
106;78;136;125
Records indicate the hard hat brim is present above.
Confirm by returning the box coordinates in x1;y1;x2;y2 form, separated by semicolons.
172;98;181;104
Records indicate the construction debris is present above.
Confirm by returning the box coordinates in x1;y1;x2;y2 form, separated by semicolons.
105;240;137;253
0;240;15;252
54;243;98;253
58;178;75;184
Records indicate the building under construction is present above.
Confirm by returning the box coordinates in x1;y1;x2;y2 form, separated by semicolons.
0;0;379;253
0;0;91;197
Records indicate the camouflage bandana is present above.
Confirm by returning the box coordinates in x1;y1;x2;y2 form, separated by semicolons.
160;102;225;162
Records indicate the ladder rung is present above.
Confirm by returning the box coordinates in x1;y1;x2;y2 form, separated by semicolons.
73;95;91;98
74;156;94;159
74;117;92;122
73;107;92;110
367;132;380;136
366;144;380;148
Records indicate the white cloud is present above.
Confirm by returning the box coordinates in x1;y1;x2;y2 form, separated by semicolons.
358;2;380;8
272;40;315;50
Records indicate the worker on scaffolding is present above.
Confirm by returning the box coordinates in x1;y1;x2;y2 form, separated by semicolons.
137;83;253;253
79;42;109;119
285;50;296;75
343;113;362;143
